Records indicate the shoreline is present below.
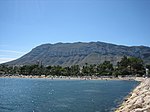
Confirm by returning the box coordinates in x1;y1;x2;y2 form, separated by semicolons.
115;78;150;112
0;75;143;81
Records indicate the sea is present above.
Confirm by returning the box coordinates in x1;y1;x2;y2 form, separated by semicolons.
0;78;139;112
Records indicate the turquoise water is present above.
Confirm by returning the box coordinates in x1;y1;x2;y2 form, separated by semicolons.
0;78;139;112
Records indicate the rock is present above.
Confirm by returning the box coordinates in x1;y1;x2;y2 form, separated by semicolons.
144;106;150;111
145;92;150;96
130;93;138;99
144;96;150;105
140;89;149;94
115;78;150;112
134;97;144;105
132;108;145;112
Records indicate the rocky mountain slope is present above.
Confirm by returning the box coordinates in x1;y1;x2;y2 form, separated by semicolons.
5;42;150;66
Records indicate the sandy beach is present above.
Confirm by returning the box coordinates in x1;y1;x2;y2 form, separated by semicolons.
0;75;142;81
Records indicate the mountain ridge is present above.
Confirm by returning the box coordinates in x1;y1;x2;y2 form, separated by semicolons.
4;41;150;66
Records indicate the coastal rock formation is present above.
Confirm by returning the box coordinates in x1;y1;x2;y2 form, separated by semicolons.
115;78;150;112
4;42;150;66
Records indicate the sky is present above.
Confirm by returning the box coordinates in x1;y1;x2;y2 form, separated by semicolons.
0;0;150;63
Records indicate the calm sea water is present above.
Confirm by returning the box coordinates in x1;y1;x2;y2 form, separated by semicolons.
0;78;139;112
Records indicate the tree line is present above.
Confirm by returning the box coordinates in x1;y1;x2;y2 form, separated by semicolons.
0;56;150;77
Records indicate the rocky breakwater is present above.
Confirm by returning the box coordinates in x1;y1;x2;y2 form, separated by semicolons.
115;78;150;112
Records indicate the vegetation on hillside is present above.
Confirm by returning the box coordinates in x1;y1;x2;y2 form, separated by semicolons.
0;56;149;77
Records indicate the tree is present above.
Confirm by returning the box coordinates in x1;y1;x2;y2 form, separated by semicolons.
70;65;80;76
116;56;131;76
97;61;113;76
128;57;145;76
82;63;91;76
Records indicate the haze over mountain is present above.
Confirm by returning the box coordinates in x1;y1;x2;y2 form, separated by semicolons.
4;42;150;66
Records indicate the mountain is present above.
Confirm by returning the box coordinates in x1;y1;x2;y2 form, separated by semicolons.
5;42;150;66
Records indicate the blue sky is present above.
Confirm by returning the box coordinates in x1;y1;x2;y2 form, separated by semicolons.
0;0;150;63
